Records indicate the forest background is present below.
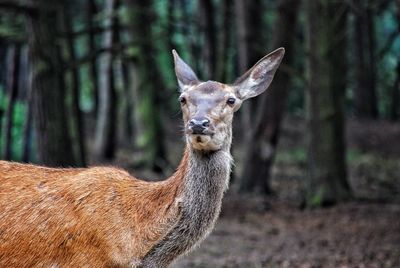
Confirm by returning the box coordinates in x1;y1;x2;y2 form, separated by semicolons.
0;0;399;266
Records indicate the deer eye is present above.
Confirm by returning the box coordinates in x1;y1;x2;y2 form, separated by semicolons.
179;96;186;105
227;97;236;105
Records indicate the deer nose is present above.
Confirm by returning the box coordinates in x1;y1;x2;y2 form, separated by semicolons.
188;118;210;134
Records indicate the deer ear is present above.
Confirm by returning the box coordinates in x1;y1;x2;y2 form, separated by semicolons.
172;50;199;91
233;48;285;100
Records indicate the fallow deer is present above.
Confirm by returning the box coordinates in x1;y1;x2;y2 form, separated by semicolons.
0;48;284;267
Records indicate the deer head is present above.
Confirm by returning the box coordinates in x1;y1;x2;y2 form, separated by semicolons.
173;48;285;152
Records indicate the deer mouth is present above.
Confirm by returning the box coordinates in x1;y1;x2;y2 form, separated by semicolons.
186;128;214;136
187;132;223;152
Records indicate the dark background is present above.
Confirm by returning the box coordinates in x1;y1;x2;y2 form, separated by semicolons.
0;0;399;266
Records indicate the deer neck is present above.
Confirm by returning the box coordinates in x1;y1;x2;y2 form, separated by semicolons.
180;129;233;203
142;132;232;267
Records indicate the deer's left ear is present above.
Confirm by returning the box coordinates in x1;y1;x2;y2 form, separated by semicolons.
233;48;285;100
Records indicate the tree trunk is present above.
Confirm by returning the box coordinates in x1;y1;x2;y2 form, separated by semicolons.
0;42;7;89
22;55;33;163
87;0;99;114
239;0;300;194
234;0;250;137
216;0;234;82
94;0;118;160
235;0;266;142
27;1;78;167
306;0;351;206
199;0;217;79
391;62;400;121
353;0;378;118
115;5;135;146
124;0;167;171
2;44;21;160
167;0;177;54
63;3;86;166
390;2;400;121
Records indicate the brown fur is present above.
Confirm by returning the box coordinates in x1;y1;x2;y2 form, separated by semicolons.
0;151;189;267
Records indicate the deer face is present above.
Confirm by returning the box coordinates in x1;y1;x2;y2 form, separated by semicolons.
173;48;285;152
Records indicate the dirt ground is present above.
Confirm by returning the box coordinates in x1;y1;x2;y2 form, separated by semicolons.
172;197;400;268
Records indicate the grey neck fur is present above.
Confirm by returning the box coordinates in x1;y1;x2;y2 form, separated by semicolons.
141;130;233;268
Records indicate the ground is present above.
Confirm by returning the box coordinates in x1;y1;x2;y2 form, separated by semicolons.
173;197;400;267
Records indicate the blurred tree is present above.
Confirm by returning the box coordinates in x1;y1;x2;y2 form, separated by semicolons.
216;0;234;82
27;0;79;166
2;44;20;160
199;0;217;79
166;0;177;54
234;0;266;141
306;0;351;206
63;2;86;166
0;41;6;88
116;7;135;146
353;0;378;118
124;0;167;171
87;0;99;114
239;0;300;194
392;62;400;121
390;1;400;121
22;67;33;163
94;0;118;160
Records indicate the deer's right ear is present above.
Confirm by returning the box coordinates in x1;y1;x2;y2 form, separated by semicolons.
233;48;285;100
172;50;199;91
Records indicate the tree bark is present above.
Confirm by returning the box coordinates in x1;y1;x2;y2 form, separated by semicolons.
0;42;7;89
87;0;99;114
22;53;33;163
234;0;250;137
216;0;234;82
391;62;400;121
199;0;217;79
2;44;21;160
390;1;400;121
306;0;351;206
235;0;266;142
239;0;300;194
353;0;378;118
115;5;135;146
124;0;167;171
94;0;118;160
27;0;78;167
63;3;86;166
167;0;177;54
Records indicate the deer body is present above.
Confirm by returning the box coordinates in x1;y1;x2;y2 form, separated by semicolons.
0;146;230;267
0;48;284;267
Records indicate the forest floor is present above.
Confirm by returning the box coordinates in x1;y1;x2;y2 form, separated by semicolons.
117;116;400;267
172;198;400;268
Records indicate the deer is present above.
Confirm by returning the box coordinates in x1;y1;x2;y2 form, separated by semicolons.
0;48;284;268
